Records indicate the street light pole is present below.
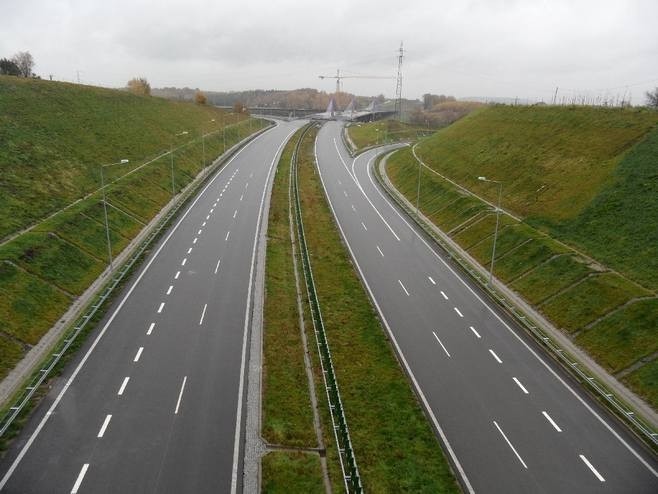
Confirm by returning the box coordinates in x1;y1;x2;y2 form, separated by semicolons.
478;176;503;285
415;156;422;217
170;131;189;197
100;159;129;273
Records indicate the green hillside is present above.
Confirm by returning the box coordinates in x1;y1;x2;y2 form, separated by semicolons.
385;105;658;408
0;76;262;382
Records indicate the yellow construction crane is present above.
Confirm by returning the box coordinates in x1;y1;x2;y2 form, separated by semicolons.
318;69;393;95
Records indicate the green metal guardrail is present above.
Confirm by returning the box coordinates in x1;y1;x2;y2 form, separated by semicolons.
290;123;363;493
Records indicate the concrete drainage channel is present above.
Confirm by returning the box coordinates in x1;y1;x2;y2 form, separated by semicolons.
291;124;363;492
0;122;274;441
371;149;658;453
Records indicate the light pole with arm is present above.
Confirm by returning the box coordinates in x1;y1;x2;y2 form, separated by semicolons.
100;159;129;273
170;130;188;197
478;176;503;285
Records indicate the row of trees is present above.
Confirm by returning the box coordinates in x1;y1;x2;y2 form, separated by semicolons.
0;51;35;77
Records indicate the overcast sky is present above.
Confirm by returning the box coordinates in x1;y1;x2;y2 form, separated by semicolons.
3;0;657;103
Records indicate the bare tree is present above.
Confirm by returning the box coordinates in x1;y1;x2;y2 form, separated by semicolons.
646;88;658;109
126;77;151;96
11;51;34;77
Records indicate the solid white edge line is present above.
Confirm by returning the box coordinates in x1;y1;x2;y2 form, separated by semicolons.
0;125;278;490
199;303;207;325
494;420;528;469
542;411;562;432
230;125;298;494
359;148;658;477
489;349;503;364
432;332;452;358
118;377;130;396
315;127;475;493
97;414;112;438
70;463;89;494
454;307;464;318
580;454;605;482
398;279;410;296
174;376;187;415
469;326;481;338
513;377;529;395
133;347;143;362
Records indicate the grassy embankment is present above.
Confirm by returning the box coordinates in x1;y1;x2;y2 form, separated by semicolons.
346;119;429;152
296;125;460;491
0;75;262;380
385;105;658;407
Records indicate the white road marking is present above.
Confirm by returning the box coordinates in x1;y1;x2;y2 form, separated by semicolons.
214;258;221;274
198;229;203;235
118;377;130;395
147;322;155;335
157;302;165;313
240;194;244;201
489;349;503;364
202;221;206;227
351;204;356;211
542;411;562;432
249;172;253;178
225;231;231;241
376;245;384;257
398;280;410;296
440;291;449;300
97;414;112;438
174;376;187;414
233;209;237;219
580;455;605;482
206;215;210;220
245;182;249;189
361;222;368;231
133;347;143;362
513;377;529;394
193;237;198;244
166;285;173;295
494;420;528;469
469;326;481;338
432;332;452;357
343;190;348;197
187;247;193;254
338;179;342;185
175;271;180;279
210;208;214;213
70;464;89;494
199;304;208;325
181;258;187;266
454;307;464;318
428;276;436;285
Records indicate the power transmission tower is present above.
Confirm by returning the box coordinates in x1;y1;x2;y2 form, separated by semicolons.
394;42;404;121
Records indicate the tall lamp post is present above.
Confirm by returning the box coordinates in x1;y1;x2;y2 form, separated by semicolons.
478;176;503;285
170;130;189;196
202;119;216;175
100;159;130;273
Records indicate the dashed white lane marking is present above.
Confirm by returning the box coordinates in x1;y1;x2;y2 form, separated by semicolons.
343;190;348;197
361;222;368;231
206;215;210;220
147;322;155;335
233;209;237;219
193;237;198;244
454;307;464;318
337;179;342;185
513;377;529;394
398;280;410;296
214;258;221;274
376;245;384;257
198;229;203;235
440;291;449;300
351;204;356;211
428;276;436;285
210;208;214;213
181;258;187;266
202;221;206;227
542;411;562;432
133;347;144;362
97;414;112;438
157;302;165;313
187;247;193;254
469;326;481;338
494;420;528;469
432;332;452;357
245;182;249;189
489;349;503;364
71;463;89;494
166;285;173;295
225;231;231;241
240;194;244;201
175;376;188;415
118;377;130;396
249;172;253;178
580;455;605;482
175;271;180;280
199;304;208;325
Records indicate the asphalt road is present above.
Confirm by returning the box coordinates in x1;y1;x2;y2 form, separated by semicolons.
315;121;658;493
0;120;303;494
